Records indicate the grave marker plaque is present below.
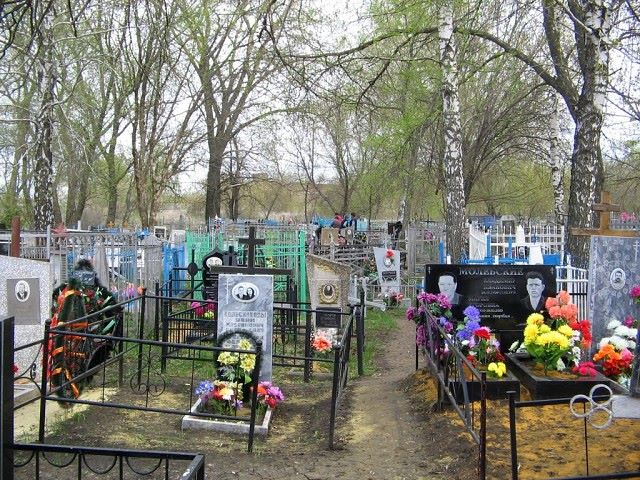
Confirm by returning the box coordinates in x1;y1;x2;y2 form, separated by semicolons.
307;255;350;340
217;274;274;381
202;248;226;301
424;264;556;349
6;278;41;325
373;247;401;295
588;236;640;347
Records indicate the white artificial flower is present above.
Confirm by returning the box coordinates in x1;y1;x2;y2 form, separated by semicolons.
614;325;634;339
628;340;637;350
607;319;622;330
610;336;628;351
599;337;611;349
556;358;566;371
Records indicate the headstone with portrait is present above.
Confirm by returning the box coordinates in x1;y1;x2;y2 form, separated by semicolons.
306;254;351;339
0;256;53;378
373;247;401;296
424;264;557;349
216;273;274;381
587;236;640;348
201;247;238;302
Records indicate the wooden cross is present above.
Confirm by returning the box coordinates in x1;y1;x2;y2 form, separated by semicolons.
571;191;638;238
239;226;266;269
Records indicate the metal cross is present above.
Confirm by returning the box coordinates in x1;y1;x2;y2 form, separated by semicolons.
239;226;266;269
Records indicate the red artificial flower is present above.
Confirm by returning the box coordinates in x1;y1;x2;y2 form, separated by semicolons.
385;249;394;258
265;397;277;408
473;327;491;340
12;363;19;374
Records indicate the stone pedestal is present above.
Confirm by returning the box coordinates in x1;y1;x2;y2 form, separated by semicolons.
181;398;272;436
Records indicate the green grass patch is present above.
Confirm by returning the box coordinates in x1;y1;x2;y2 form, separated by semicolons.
350;307;400;376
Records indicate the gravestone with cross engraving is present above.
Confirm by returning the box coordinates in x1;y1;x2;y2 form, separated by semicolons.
588;236;640;349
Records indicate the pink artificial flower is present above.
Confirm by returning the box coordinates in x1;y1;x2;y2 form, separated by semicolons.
572;361;598;377
620;348;633;363
623;315;635;327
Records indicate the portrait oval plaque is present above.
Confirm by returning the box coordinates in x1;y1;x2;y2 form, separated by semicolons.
232;282;259;303
319;283;338;304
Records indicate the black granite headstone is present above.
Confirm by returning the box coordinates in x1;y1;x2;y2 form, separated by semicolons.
424;264;557;349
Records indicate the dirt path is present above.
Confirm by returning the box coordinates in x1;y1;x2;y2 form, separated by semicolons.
205;313;475;479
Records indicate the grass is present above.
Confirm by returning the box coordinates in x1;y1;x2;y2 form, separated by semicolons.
351;307;400;376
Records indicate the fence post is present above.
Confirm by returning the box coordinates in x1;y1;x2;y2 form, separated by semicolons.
154;281;160;341
38;320;51;443
247;340;262;454
1;316;15;480
479;372;486;480
136;288;147;387
328;344;341;450
356;287;365;376
161;300;169;374
304;309;311;383
508;390;518;480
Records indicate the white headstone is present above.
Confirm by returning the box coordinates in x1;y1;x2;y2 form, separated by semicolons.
373;247;401;295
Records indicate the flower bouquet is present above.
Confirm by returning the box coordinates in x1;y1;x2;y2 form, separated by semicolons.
455;306;507;379
592;316;637;387
383;291;404;307
406;292;453;348
521;291;592;374
191;300;216;319
255;381;285;414
311;330;333;373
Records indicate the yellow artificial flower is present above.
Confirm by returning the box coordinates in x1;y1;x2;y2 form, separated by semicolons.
240;354;256;372
238;339;253;350
218;351;239;366
536;331;569;349
527;313;545;326
524;324;539;344
557;324;574;337
539;324;551;334
488;362;507;378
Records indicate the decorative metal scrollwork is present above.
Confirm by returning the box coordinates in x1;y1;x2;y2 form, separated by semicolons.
129;345;166;397
569;384;614;429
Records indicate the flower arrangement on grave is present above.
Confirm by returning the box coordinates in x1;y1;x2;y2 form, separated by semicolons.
255;381;285;413
406;292;453;348
191;300;216;319
522;291;592;374
630;284;640;305
311;331;333;354
383;291;404;307
455;306;507;378
591;317;637;387
194;338;258;415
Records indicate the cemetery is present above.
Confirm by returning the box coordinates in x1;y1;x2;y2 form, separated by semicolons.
0;208;638;480
2;2;640;479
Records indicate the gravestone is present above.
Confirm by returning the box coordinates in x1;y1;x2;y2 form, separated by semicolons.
587;236;640;347
306;255;351;339
201;247;237;301
424;264;557;349
373;247;401;295
217;274;273;381
0;256;53;378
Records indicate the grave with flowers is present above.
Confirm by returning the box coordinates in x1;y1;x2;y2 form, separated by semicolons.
407;293;519;402
506;291;612;399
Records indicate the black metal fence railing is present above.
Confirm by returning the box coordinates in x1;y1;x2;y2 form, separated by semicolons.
329;314;354;449
12;443;205;479
2;315;207;480
507;391;640;480
418;311;487;479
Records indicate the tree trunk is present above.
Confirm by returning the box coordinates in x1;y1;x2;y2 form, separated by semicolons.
32;13;56;231
549;96;565;225
564;0;609;267
439;2;466;262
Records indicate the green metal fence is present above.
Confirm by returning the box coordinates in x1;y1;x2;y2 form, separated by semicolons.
185;228;307;304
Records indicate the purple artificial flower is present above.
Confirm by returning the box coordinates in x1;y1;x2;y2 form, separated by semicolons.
417;291;429;303
234;399;244;408
267;386;285;402
456;319;481;341
463;305;481;322
623;315;635;327
443;321;453;333
406;307;416;322
195;380;214;397
416;324;427;347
